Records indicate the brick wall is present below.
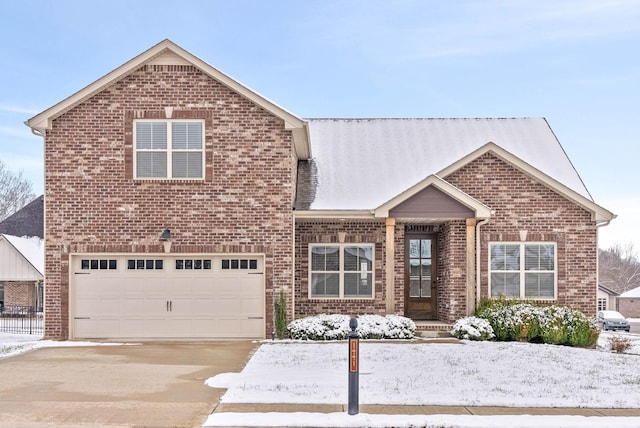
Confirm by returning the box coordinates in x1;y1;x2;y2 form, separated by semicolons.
2;281;37;307
294;221;388;317
445;153;598;315
44;64;295;339
438;221;468;322
617;299;640;318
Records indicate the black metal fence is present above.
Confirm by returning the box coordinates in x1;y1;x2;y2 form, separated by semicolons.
0;306;43;335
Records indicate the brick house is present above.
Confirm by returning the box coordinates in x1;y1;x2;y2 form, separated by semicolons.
0;234;44;310
26;40;614;340
0;195;45;310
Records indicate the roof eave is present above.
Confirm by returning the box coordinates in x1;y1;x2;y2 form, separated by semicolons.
294;210;375;220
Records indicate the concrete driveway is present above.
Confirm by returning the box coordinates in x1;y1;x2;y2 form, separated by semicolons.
0;341;258;428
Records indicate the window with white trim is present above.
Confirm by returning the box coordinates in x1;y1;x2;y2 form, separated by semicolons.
597;298;607;311
489;242;556;299
134;120;204;179
309;244;374;298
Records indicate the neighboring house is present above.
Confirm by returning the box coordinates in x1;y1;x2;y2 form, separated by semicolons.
0;195;45;310
618;286;640;318
0;234;44;310
25;40;615;340
597;283;619;312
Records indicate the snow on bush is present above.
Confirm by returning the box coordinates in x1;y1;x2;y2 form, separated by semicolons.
450;316;495;341
287;314;416;340
474;299;599;347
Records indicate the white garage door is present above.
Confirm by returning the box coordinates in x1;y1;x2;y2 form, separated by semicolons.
71;254;265;339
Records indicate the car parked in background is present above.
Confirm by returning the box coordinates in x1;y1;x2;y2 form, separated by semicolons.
598;310;631;332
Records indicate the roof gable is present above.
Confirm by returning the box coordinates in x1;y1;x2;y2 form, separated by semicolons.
375;175;491;220
26;39;311;159
439;142;614;222
0;234;44;280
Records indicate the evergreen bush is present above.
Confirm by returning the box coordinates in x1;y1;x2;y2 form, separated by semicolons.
471;298;598;347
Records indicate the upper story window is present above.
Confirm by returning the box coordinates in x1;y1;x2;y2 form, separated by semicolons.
134;120;204;179
489;242;557;299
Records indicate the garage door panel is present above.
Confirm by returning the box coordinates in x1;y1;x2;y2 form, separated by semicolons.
76;297;121;316
74;319;121;338
72;255;265;339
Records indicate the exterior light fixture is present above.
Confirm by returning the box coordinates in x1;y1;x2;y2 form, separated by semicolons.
160;228;172;253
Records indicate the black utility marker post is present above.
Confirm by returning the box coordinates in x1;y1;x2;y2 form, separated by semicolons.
348;317;359;415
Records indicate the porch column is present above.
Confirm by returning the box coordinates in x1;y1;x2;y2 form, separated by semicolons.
466;218;477;316
385;217;396;313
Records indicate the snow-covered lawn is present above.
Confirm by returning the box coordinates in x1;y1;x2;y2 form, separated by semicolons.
205;331;640;427
209;334;640;408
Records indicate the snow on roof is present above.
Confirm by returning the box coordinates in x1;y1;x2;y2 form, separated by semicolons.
2;234;44;276
300;118;591;210
620;286;640;298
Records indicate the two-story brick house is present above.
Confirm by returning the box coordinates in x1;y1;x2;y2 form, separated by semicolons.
27;40;614;340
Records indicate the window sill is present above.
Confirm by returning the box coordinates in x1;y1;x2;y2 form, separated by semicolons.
133;178;205;185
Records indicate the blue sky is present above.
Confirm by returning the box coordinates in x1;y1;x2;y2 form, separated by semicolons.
1;0;638;250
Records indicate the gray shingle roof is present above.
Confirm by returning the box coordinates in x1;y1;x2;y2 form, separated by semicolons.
295;118;590;211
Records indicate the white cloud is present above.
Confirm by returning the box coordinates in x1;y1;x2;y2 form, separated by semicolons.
0;104;39;115
309;0;640;62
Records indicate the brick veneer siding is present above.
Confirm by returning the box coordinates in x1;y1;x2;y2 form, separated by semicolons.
438;221;468;322
43;64;296;339
617;298;640;318
294;221;388;317
2;281;37;307
294;220;470;322
445;153;599;315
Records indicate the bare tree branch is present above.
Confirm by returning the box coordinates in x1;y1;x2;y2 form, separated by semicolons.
0;159;35;221
599;242;640;294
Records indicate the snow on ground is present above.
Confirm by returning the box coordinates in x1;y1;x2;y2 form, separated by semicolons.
205;331;640;427
0;332;121;359
4;331;640;427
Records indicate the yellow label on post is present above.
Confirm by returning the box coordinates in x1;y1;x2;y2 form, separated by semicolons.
350;339;358;372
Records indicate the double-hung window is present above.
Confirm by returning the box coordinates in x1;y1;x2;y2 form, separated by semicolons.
309;244;374;298
134;120;204;179
489;242;556;299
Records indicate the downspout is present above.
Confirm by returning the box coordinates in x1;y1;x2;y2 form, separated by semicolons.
595;219;613;313
291;211;296;325
475;218;490;309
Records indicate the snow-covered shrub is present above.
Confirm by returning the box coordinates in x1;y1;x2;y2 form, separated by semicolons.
475;300;534;341
451;316;495;341
358;314;416;339
474;299;599;347
287;314;415;340
287;314;351;340
565;310;599;348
